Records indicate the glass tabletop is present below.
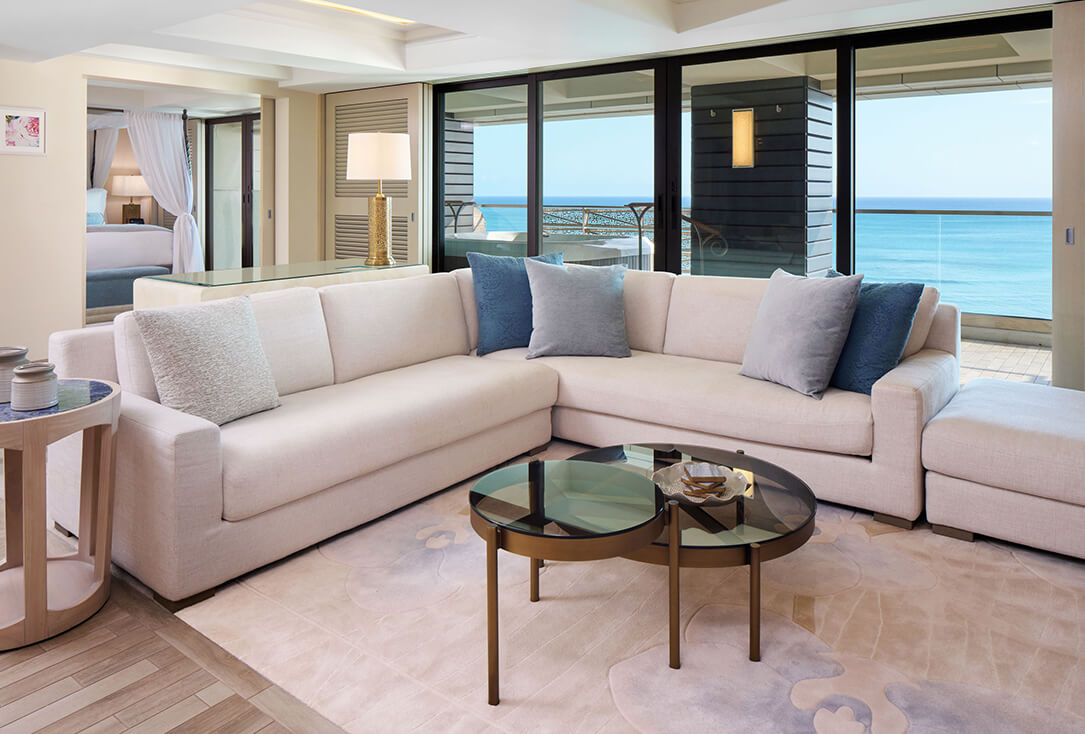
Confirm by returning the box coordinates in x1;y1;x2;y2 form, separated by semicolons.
0;380;113;423
146;258;416;287
570;444;816;549
470;460;663;539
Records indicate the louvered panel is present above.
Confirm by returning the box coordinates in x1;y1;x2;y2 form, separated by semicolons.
334;99;409;199
334;214;409;262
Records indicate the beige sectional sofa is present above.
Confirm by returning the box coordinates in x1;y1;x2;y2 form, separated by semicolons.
48;268;960;604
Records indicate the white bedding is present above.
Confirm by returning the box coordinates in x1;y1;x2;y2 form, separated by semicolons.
86;224;173;271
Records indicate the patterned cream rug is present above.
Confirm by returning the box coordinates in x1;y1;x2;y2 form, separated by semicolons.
177;442;1085;733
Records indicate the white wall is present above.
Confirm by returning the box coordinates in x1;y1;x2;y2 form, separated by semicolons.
1053;1;1085;390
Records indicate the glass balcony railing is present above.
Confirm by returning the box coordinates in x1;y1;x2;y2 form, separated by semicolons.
444;201;1053;320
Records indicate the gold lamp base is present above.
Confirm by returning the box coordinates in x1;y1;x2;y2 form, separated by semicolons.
121;202;142;224
366;193;396;266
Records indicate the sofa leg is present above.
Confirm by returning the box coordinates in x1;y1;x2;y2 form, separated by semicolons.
932;524;975;542
872;513;914;530
153;589;215;613
54;521;76;538
527;442;551;456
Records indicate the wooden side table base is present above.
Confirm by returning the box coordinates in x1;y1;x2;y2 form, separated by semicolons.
0;379;120;651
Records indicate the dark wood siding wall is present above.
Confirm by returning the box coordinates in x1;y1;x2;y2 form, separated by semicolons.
443;118;474;232
690;76;834;277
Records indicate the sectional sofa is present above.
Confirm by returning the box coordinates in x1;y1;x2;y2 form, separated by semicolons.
47;269;960;605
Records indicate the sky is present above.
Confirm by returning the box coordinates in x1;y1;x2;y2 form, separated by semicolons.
471;86;1052;201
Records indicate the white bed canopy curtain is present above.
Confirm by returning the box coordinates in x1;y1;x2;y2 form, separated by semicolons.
86;113;121;189
124;110;203;273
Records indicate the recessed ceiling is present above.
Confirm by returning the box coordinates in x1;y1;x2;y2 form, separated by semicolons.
0;1;1056;92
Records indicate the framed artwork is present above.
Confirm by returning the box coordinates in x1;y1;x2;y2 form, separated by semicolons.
1;107;45;155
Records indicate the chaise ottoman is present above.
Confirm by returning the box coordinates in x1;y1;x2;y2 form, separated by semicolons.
922;378;1085;559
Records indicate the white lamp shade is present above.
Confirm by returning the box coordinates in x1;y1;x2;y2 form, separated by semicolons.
112;175;151;197
346;132;411;181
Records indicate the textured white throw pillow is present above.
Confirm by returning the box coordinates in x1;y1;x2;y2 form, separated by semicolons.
133;296;281;425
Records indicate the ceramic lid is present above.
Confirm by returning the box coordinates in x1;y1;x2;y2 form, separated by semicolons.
13;362;55;377
0;346;29;361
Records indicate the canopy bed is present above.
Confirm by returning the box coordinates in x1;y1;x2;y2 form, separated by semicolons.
85;110;202;314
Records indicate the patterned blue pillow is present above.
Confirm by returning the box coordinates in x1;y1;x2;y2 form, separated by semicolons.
87;212;105;226
830;278;924;395
467;251;563;355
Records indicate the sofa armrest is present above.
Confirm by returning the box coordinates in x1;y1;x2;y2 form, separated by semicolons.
871;349;959;463
111;392;223;599
49;325;118;381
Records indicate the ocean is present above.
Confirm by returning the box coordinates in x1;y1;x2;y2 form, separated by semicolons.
471;196;1053;319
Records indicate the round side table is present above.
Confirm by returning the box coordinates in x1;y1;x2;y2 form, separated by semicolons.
0;379;120;650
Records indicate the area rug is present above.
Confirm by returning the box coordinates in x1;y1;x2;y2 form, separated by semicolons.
177;442;1085;733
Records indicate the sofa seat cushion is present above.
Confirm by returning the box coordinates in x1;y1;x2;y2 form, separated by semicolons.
219;355;559;521
922;379;1085;507
483;349;873;456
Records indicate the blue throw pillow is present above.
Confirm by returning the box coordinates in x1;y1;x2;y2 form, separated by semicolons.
87;212;105;226
829;276;924;395
468;251;563;355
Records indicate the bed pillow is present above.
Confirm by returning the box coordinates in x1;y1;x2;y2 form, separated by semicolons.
739;269;863;398
827;272;924;395
133;296;281;425
467;251;563;355
524;260;630;358
87;188;107;225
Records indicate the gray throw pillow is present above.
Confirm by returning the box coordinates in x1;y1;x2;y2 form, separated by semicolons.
523;260;631;358
133;296;281;425
739;269;863;398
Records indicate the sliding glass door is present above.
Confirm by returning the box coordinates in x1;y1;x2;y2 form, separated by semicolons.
854;30;1052;320
542;70;655;270
440;83;528;270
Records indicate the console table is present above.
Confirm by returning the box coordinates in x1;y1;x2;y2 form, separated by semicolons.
133;258;429;309
0;380;120;650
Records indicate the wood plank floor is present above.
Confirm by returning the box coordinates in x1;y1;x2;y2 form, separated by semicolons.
0;574;345;733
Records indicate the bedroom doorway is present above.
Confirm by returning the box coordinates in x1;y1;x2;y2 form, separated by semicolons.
206;112;261;270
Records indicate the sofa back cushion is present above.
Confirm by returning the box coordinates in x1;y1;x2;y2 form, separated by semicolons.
452;267;675;354
249;288;334;396
113;286;334;401
623;270;675;353
320;273;470;382
662;275;769;363
114;311;159;401
901;286;940;358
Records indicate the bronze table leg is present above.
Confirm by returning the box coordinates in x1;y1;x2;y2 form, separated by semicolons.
668;500;680;669
749;542;761;662
529;558;541;602
486;524;500;705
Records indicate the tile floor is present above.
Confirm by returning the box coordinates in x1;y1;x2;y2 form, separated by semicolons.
960;339;1052;385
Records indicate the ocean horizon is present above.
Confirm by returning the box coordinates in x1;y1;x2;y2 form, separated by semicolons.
468;195;1053;319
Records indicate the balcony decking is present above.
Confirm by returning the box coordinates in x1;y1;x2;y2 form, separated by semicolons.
961;339;1052;385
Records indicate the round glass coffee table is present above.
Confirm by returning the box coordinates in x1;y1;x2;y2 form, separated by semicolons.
571;443;817;667
469;459;665;705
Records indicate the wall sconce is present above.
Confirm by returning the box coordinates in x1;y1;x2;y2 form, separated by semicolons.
732;108;754;168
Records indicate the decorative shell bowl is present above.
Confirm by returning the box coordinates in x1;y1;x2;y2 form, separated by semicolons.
652;462;750;505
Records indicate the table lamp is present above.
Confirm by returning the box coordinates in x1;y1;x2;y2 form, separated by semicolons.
112;175;152;223
345;132;411;266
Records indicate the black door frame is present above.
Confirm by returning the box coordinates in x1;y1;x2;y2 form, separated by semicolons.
205;112;259;271
432;10;1052;275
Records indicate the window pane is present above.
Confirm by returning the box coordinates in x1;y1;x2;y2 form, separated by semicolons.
211;121;243;270
542;70;655;269
681;51;837;276
855;30;1052;319
441;85;528;269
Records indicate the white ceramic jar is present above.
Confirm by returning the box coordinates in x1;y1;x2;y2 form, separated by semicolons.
10;362;59;411
0;346;30;403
